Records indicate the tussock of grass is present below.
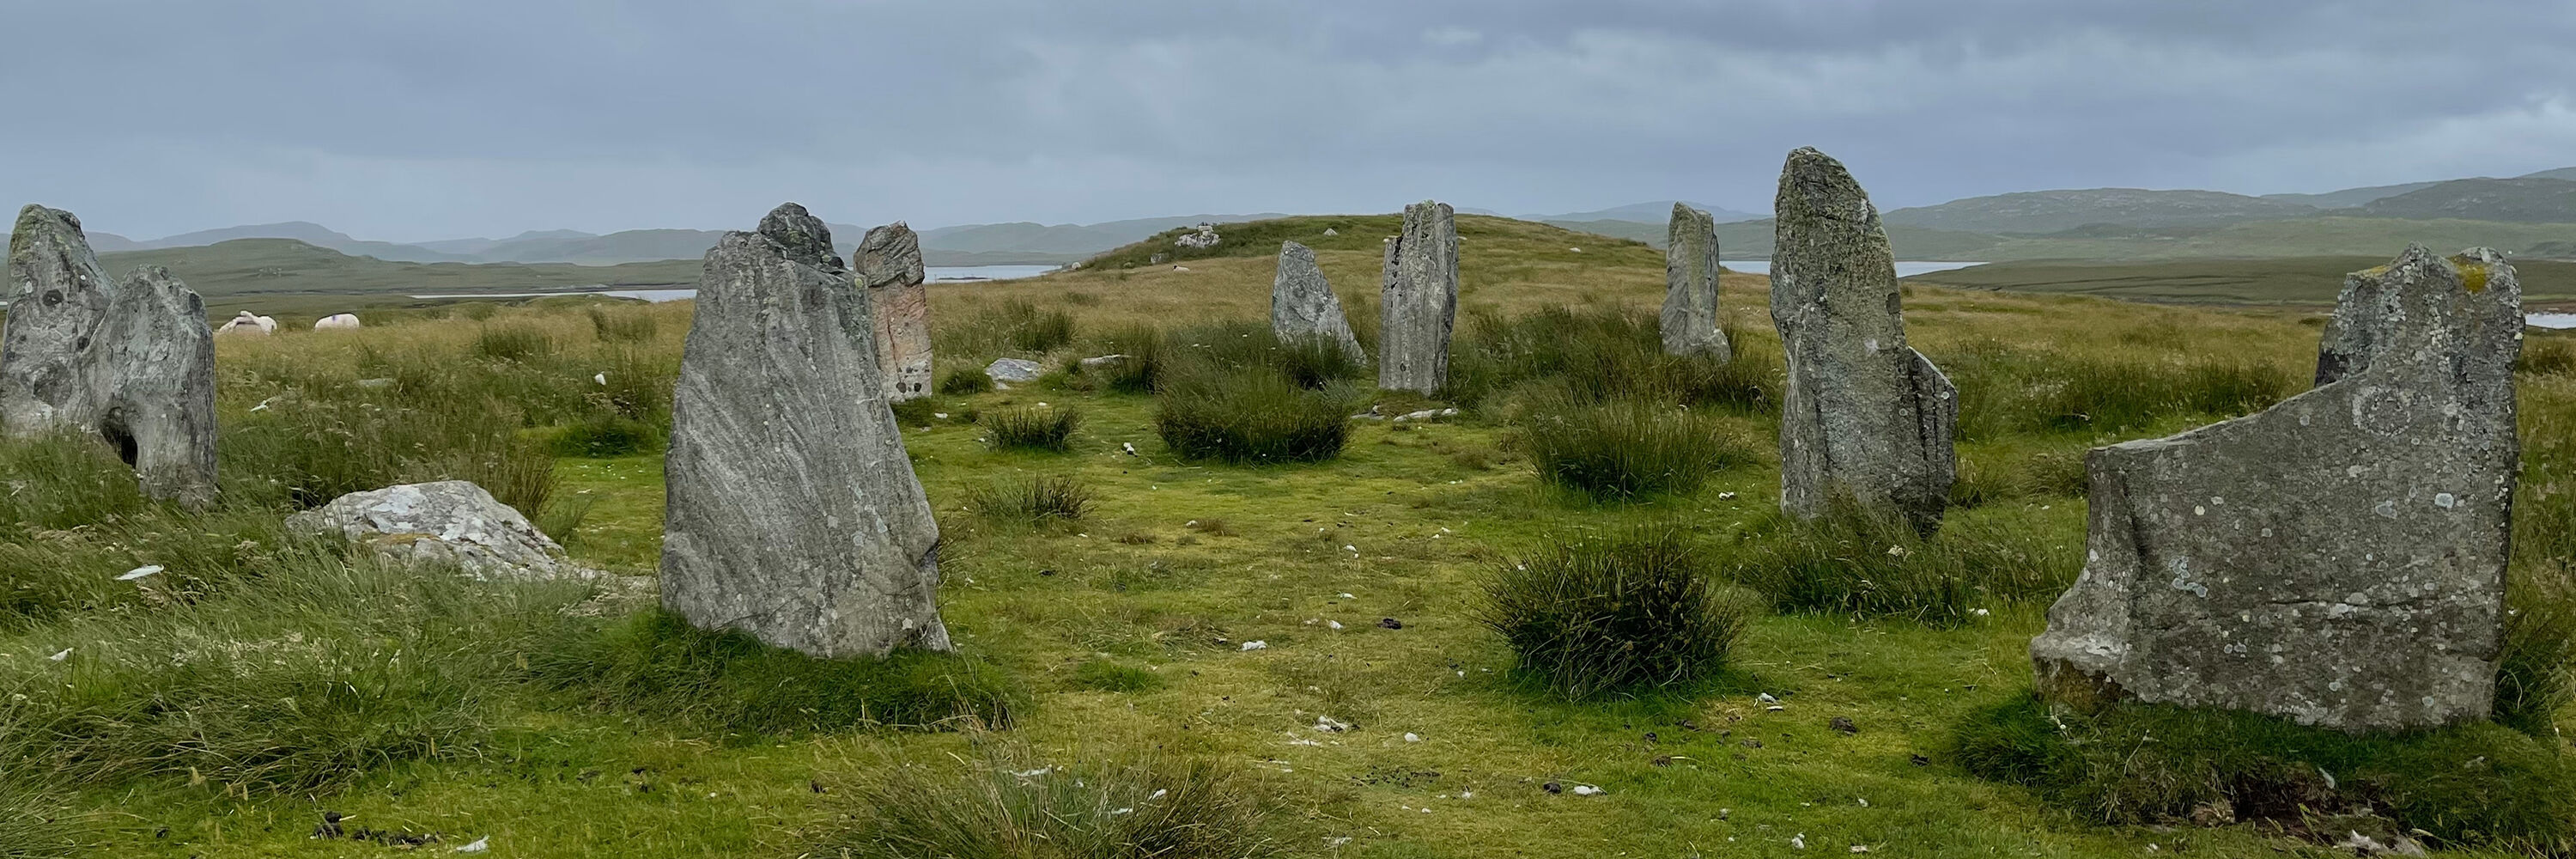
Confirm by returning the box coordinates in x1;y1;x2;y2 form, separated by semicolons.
1446;307;1780;412
222;397;558;515
969;474;1096;525
0;434;150;531
1944;341;2295;439
529;612;1014;735
1511;391;1752;500
586;305;660;344
1722;504;2079;624
1154;365;1359;464
471;323;556;361
2522;337;2576;376
982;405;1083;453
1070;659;1163;693
0;552;595;794
1953;694;2576;854
811;746;1292;859
1479;527;1752;699
0;783;82;859
938;366;995;395
938;299;1076;358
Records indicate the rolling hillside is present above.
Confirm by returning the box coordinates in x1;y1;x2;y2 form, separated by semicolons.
82;239;700;318
1880;188;2321;234
1906;255;2576;305
2358;176;2576;222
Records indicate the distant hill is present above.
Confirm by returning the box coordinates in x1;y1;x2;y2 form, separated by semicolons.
1551;215;2576;263
918;214;1286;262
1523;201;1765;223
413;228;594;256
1074;213;1656;272
2356;177;2576;223
2524;167;2576;182
1907;255;2576;306
2261;180;2443;210
1881;189;2320;235
1545;218;2002;260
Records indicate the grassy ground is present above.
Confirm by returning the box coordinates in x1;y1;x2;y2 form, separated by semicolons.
4;218;2569;857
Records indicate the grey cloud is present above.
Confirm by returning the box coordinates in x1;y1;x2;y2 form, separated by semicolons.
4;0;2571;240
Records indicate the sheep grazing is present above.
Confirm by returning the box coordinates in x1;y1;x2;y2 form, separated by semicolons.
314;314;361;331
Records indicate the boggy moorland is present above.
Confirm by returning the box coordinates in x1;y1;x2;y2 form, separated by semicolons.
4;201;2576;858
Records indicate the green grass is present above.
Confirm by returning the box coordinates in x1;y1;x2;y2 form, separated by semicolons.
1953;695;2576;853
810;746;1297;859
1911;253;2576;305
967;474;1097;526
1479;527;1753;699
8;222;2575;857
1153;365;1361;463
528;612;1016;736
1513;393;1755;500
981;405;1083;453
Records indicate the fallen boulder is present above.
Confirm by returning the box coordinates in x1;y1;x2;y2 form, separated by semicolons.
287;480;581;580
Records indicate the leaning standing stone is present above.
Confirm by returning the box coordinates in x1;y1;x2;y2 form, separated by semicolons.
1769;149;1954;532
2032;246;2520;732
858;222;933;403
1;205;216;507
1377;201;1457;393
661;203;950;657
1271;241;1365;361
1662;204;1730;359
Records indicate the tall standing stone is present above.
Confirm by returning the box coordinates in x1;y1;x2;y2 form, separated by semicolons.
1378;201;1457;393
1770;149;1955;532
858;222;933;403
1271;241;1365;361
661;204;949;657
1662;204;1730;360
2032;247;2520;731
2;205;216;507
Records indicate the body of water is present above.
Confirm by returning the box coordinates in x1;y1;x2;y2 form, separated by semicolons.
1719;260;1986;277
2529;313;2576;329
410;264;1056;302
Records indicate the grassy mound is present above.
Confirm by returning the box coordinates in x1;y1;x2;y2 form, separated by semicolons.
1953;694;2576;854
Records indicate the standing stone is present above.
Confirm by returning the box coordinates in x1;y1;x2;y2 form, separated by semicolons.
661;204;949;657
858;222;933;403
1;205;216;507
2032;247;2520;731
1377;201;1457;393
1662;204;1731;360
1770;149;1955;532
1271;241;1365;361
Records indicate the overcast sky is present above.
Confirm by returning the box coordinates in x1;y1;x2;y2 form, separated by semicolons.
5;0;2573;241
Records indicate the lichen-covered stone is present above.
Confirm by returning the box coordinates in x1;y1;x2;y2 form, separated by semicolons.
1770;149;1954;532
2032;246;2520;731
1;205;216;507
662;204;949;657
1662;204;1730;359
986;357;1043;383
858;222;933;402
288;480;580;580
1377;201;1457;393
1271;241;1365;361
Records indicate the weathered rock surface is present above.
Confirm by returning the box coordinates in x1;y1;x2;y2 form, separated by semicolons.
858;222;933;402
662;204;949;657
2;206;217;506
1770;149;1955;532
1662;204;1731;359
1270;241;1366;361
1175;222;1221;249
1377;201;1457;393
287;481;579;579
2032;246;2521;731
986;357;1043;383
